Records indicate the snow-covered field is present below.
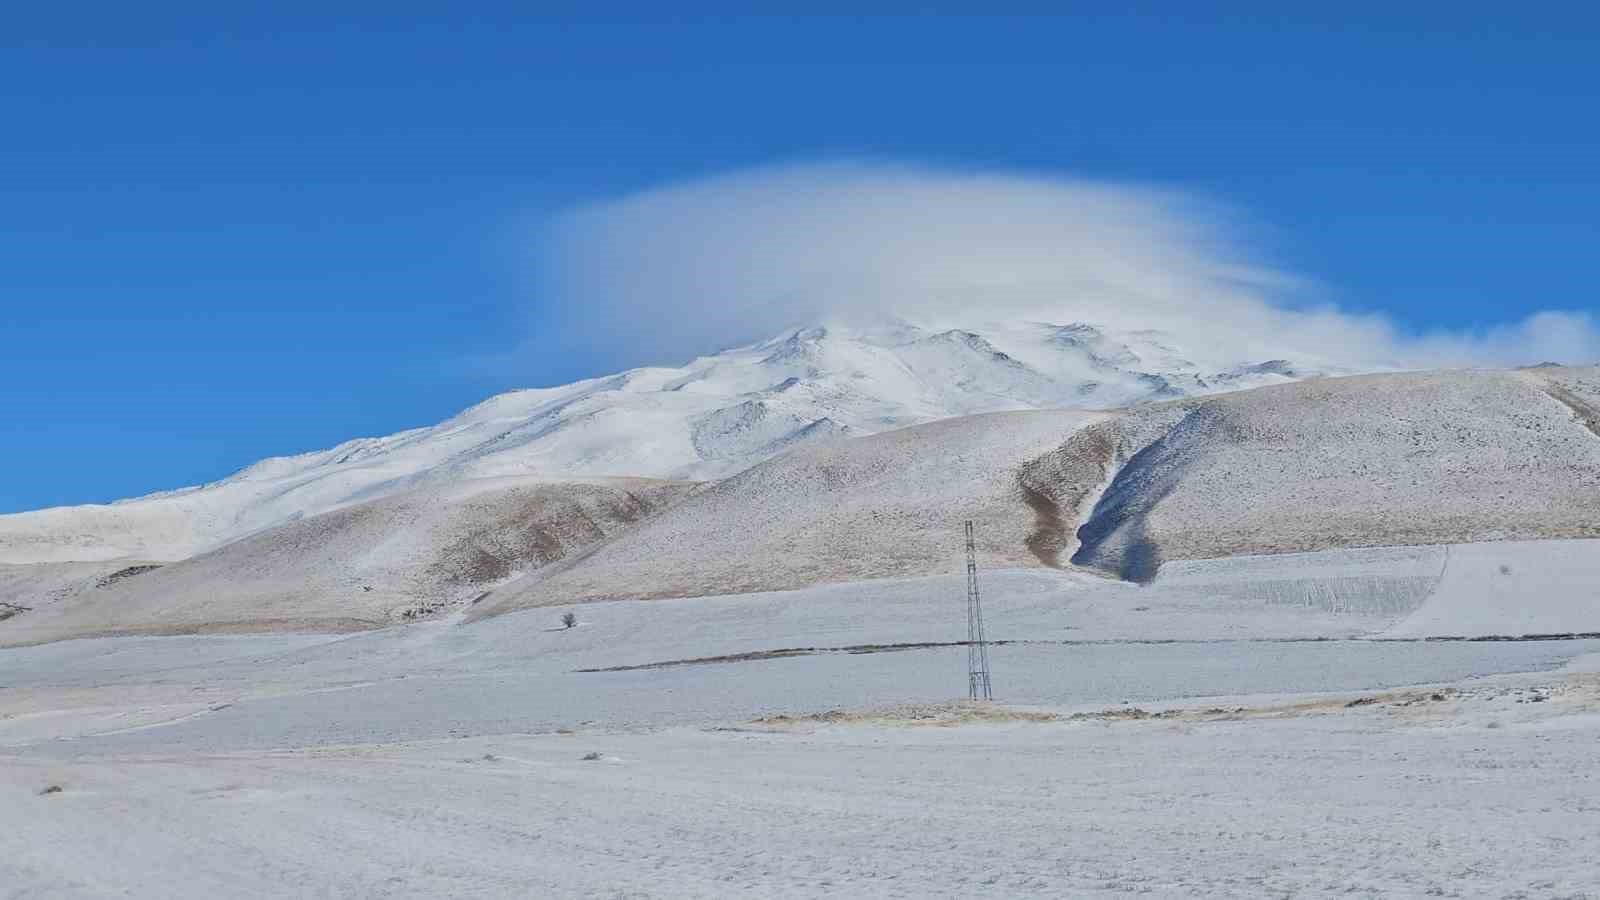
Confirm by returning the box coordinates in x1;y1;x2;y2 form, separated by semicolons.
5;545;1599;897
9;675;1599;898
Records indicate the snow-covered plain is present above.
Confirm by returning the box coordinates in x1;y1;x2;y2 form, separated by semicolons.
10;679;1600;898
3;551;1599;897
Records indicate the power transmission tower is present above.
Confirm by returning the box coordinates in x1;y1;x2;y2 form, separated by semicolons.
964;520;993;700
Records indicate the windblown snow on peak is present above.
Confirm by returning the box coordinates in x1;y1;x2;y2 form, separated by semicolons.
0;319;1342;563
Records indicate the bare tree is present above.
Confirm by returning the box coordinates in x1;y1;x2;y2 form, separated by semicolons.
561;611;578;629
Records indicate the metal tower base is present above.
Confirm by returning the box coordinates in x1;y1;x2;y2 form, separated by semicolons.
964;520;993;700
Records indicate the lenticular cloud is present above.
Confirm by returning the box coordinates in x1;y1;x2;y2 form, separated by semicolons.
539;162;1599;369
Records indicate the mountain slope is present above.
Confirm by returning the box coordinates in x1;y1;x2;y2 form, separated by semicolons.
0;319;1330;564
1070;366;1600;580
6;366;1597;645
475;366;1600;619
0;477;694;646
471;409;1107;621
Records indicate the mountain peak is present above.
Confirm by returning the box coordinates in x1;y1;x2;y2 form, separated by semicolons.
0;317;1337;564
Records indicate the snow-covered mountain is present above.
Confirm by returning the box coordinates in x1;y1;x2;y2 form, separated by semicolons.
0;318;1342;564
474;365;1600;620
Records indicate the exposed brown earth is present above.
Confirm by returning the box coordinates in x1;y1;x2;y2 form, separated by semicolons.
478;366;1600;618
0;477;697;646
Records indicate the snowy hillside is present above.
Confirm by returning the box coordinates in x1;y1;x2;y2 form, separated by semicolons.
0;477;694;647
1071;366;1600;579
471;410;1107;619
480;366;1600;619
0;318;1332;564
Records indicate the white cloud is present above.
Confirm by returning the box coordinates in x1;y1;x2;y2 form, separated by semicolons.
537;162;1599;370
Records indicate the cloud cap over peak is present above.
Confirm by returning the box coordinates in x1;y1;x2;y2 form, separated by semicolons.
538;162;1598;371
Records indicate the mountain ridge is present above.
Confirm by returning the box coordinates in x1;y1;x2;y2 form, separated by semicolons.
0;318;1333;564
474;365;1600;621
5;364;1598;646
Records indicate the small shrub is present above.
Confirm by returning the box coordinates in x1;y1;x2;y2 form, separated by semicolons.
561;612;578;629
581;751;602;761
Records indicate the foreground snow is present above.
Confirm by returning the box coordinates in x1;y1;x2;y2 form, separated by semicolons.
5;670;1598;898
3;556;1599;896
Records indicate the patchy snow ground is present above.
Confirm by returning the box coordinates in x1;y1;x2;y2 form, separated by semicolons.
3;553;1600;897
0;477;695;646
484;366;1600;616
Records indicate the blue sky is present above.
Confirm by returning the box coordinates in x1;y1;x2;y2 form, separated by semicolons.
4;7;1598;513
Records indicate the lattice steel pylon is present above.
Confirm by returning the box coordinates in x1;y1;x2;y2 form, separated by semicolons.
964;520;993;700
